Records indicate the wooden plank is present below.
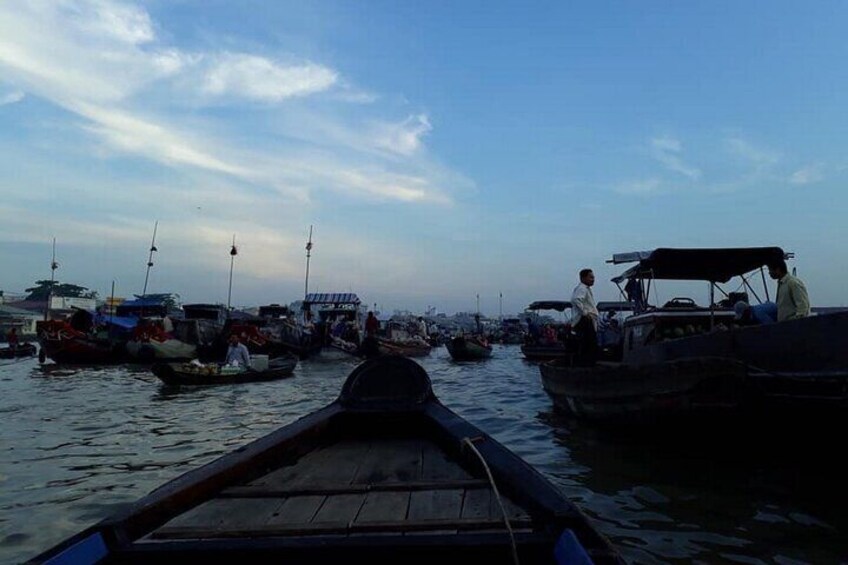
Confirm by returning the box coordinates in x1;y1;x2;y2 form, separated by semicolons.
150;517;536;539
351;439;422;485
354;491;410;523
311;493;366;524
460;488;493;520
266;495;325;525
421;440;473;481
407;489;464;521
249;440;371;489
406;489;464;536
222;479;489;498
156;498;285;533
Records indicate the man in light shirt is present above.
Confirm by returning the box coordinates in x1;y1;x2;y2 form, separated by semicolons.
767;259;811;322
570;268;600;365
225;334;252;368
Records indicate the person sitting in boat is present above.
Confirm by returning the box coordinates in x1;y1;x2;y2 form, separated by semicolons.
225;334;251;368
5;327;19;351
733;301;777;325
767;259;811;322
541;324;557;344
331;317;345;338
571;268;599;366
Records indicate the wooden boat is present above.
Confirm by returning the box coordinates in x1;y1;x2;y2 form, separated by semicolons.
377;337;432;358
31;356;621;564
521;343;572;362
0;342;37;359
37;319;125;364
445;335;492;361
610;247;848;408
540;357;750;420
152;355;298;386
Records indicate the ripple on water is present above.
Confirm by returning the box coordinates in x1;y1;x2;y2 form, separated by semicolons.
2;352;847;563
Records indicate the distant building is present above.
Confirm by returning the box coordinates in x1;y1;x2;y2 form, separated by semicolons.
0;304;42;337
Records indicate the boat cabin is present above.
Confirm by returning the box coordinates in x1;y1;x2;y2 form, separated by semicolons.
303;293;363;325
609;247;789;361
116;294;178;319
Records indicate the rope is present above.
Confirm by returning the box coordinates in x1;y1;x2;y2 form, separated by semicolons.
461;436;519;565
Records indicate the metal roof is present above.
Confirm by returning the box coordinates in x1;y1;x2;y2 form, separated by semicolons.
304;293;361;305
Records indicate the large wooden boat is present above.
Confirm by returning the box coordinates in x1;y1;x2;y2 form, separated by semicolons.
446;335;492;361
152;355;298;386
541;247;848;419
29;356;622;564
37;318;125;364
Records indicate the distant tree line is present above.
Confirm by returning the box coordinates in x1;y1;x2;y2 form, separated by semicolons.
25;280;98;301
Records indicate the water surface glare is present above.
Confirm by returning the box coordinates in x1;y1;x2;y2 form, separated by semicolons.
1;347;844;563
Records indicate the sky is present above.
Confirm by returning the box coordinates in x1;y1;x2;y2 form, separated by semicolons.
1;0;847;314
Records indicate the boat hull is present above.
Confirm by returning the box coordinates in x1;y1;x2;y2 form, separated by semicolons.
624;311;848;405
445;337;492;361
31;356;622;564
521;343;571;361
377;338;432;358
153;355;298;386
540;357;750;419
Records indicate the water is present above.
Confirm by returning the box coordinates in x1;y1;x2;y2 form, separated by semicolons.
1;347;845;563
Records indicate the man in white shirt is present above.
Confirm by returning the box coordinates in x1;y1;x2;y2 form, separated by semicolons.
570;268;600;365
225;334;252;368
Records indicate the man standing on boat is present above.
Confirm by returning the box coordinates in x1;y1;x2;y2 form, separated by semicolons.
225;334;251;368
570;268;599;365
767;259;811;322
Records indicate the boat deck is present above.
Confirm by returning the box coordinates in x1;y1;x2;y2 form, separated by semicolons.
144;437;532;542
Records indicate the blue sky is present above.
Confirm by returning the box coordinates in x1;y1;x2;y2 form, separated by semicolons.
1;0;846;314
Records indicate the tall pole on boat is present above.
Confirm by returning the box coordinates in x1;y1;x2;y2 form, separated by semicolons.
304;225;313;301
108;280;115;341
227;234;237;310
142;221;158;297
45;237;58;321
476;293;480;315
499;292;503;321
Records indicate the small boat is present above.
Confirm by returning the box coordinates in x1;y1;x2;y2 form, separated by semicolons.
153;355;298;386
377;337;432;357
0;342;37;359
31;356;622;564
446;335;492;361
540;357;750;420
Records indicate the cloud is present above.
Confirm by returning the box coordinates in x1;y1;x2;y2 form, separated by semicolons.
0;0;464;207
201;53;338;102
0;90;24;106
373;114;432;156
649;136;701;179
789;163;825;185
615;177;663;195
726;137;779;168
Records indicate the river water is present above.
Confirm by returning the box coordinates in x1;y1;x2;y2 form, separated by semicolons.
1;346;845;563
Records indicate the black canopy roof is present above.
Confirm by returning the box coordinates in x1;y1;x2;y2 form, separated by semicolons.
611;247;787;283
526;300;571;312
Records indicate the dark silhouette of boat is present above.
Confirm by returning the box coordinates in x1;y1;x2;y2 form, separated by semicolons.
152;354;298;386
0;342;37;359
29;357;621;564
446;335;492;360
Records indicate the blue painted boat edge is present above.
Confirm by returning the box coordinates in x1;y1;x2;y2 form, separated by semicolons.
555;529;594;565
40;531;109;565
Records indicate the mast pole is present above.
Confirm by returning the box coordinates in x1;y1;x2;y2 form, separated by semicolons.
142;221;158;297
499;292;503;321
227;234;237;310
304;225;313;301
45;237;58;321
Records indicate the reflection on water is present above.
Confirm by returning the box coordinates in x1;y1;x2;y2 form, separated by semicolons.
1;347;845;563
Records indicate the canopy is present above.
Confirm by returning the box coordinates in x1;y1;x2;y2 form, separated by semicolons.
526;301;571;312
611;247;786;284
304;293;361;306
